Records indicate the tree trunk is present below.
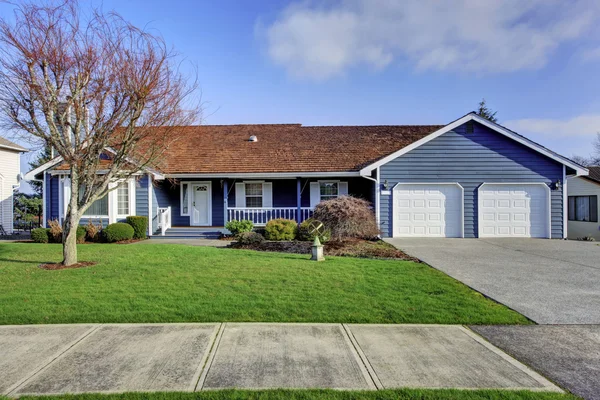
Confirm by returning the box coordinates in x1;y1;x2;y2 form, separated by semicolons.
62;211;79;266
62;169;81;266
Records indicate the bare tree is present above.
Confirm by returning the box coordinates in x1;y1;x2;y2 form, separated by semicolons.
0;0;199;265
573;133;600;166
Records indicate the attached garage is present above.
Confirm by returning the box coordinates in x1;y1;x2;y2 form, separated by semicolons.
393;183;463;237
478;183;551;238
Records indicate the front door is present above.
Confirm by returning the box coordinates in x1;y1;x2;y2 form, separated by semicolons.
192;183;211;226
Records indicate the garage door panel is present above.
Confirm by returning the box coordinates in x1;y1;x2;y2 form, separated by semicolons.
478;183;549;238
393;183;463;238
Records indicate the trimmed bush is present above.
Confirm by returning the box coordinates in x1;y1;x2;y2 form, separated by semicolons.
236;231;265;245
265;218;298;241
225;219;254;236
76;226;86;244
298;218;331;243
103;222;134;243
31;228;50;243
312;196;379;240
126;216;148;239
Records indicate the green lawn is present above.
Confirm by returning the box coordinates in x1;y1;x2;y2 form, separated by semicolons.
9;389;578;400
0;243;529;325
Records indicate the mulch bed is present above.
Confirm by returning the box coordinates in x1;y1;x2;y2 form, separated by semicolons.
231;238;419;261
38;261;97;270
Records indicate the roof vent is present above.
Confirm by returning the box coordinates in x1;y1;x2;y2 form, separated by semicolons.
248;135;258;142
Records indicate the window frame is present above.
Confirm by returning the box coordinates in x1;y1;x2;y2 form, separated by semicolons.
245;182;264;208
568;195;598;222
319;181;339;202
180;182;190;216
115;180;133;218
79;185;109;218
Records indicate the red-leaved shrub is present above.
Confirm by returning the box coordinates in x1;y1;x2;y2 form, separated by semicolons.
312;196;379;240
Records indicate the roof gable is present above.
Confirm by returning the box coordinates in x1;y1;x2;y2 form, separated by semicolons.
0;137;27;152
360;113;588;176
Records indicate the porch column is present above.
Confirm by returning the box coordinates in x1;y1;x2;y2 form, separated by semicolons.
223;179;228;226
296;177;301;223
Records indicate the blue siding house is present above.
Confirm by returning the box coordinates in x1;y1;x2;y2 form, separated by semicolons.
28;113;587;239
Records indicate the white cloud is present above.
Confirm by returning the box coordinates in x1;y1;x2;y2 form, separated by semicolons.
260;0;600;80
505;114;600;138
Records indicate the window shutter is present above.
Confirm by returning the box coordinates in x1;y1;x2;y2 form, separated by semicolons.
339;181;348;196
591;195;598;223
263;182;273;207
235;182;246;207
310;182;320;208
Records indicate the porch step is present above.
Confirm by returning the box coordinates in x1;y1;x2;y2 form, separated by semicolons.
151;227;225;239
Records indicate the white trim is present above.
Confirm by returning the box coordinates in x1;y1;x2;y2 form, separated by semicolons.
376;168;380;228
360;113;589;176
190;181;212;226
391;182;465;238
180;182;191;216
147;173;153;236
25;156;64;181
0;143;27;152
42;171;47;228
477;182;552;239
563;166;567;239
167;172;361;179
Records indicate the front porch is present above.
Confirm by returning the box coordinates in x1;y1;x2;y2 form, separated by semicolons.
152;176;375;236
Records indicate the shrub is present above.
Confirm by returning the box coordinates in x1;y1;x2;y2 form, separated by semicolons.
76;226;87;244
126;216;148;239
265;218;298;241
103;222;134;243
31;228;50;243
236;231;265;245
85;219;103;242
225;219;254;236
47;219;63;243
298;218;331;243
312;196;379;240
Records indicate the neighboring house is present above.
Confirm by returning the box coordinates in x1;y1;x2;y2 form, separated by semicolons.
26;112;587;239
0;137;28;234
567;166;600;240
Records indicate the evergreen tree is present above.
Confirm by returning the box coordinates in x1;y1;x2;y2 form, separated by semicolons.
477;98;498;123
27;145;52;195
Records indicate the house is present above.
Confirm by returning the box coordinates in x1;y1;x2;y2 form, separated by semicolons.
567;166;600;240
0;137;28;234
26;112;587;239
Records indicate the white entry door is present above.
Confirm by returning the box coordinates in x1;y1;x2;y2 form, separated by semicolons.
478;183;550;238
393;183;463;237
192;183;211;226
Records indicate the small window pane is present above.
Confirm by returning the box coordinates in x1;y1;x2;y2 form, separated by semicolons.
576;196;590;221
246;196;263;208
117;183;129;215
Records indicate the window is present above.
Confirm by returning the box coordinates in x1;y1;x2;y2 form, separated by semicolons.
117;182;129;215
181;184;189;215
568;195;598;222
245;183;263;208
320;182;338;201
79;186;108;217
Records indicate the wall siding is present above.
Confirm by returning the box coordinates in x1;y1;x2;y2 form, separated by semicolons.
566;177;600;240
379;122;564;238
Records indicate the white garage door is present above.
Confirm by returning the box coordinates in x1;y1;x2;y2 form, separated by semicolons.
478;183;550;238
393;183;463;237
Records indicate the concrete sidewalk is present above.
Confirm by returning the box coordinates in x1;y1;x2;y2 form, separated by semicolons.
0;323;560;396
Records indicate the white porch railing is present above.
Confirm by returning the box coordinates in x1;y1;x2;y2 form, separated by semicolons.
227;207;313;226
158;207;172;236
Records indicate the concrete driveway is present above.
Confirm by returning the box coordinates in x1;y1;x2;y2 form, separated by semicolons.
386;238;600;324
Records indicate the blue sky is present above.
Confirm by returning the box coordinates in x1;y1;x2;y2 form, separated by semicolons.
3;0;600;193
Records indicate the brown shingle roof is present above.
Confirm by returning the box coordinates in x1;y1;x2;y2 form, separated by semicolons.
584;166;600;184
150;124;441;174
0;136;27;152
